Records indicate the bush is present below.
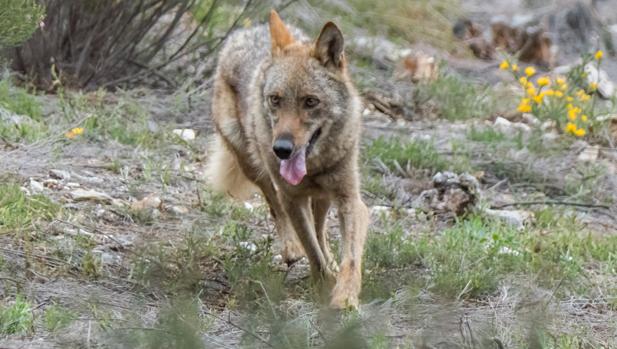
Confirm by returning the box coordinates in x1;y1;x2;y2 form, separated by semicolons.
6;0;254;90
0;0;45;48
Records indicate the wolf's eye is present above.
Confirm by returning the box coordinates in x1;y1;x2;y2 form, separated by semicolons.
268;95;281;107
304;96;320;109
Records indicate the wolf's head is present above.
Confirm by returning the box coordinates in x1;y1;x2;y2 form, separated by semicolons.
262;10;354;186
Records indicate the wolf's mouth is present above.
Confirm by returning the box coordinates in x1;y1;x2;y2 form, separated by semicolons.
279;127;322;186
306;127;322;155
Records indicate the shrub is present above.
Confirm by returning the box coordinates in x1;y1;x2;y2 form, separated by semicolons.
0;0;45;48
6;0;253;90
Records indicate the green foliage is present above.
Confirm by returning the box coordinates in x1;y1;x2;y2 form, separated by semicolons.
0;296;33;335
0;181;60;233
363;211;617;300
467;126;506;143
113;298;207;349
364;137;444;171
0;0;44;48
44;304;75;332
0;77;42;120
415;69;500;120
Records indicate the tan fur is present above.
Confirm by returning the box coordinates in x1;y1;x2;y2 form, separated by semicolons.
205;135;257;200
207;10;368;309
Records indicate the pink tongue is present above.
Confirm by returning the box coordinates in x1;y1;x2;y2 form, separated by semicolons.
280;149;307;185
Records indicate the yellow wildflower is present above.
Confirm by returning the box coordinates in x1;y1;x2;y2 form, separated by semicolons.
568;107;581;121
537;76;551;87
589;82;598;91
574;128;586;137
581;114;588;122
544;89;555;97
526;86;537;96
517;98;532;113
533;94;544;104
566;103;574;110
519;76;528;86
555;90;564;98
511;64;519;72
556;77;567;85
566;96;574;102
65;127;85;139
499;60;510;70
577;89;591;101
525;66;536;77
595;50;603;60
565;122;577;133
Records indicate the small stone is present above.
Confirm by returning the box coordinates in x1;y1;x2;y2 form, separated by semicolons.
521;113;540;126
50;169;71;180
66;182;81;188
484;208;534;230
170;205;189;215
70;189;113;203
542;132;559;145
577;145;600;163
494;116;531;134
29;179;45;194
239;241;257;252
43;179;62;190
172;129;196;141
130;194;162;211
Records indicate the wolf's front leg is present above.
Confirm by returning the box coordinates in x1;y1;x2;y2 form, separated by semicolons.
330;194;369;309
279;194;337;299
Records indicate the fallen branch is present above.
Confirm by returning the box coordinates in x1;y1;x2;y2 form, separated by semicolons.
491;201;610;210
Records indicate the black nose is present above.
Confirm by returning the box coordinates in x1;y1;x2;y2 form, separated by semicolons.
273;137;294;160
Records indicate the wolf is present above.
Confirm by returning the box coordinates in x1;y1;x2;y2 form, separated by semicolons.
206;10;368;309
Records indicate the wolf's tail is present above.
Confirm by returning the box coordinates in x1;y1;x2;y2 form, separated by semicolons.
205;135;258;200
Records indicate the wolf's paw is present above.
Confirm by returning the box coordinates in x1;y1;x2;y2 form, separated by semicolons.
329;264;360;310
281;238;305;266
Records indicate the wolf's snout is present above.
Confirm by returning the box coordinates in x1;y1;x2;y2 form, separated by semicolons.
273;136;294;160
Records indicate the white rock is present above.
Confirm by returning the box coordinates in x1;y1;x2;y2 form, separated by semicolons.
50;169;71;180
521;113;540;126
170;205;189;215
541;132;559;145
69;189;113;203
494;116;531;134
172;128;196;141
239;241;257;252
29;179;45;194
484;208;534;230
577;145;600;163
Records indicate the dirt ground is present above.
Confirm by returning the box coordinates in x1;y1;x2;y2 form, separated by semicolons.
2;1;617;348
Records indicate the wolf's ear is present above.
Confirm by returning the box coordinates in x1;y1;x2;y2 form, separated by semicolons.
269;10;294;55
314;22;345;69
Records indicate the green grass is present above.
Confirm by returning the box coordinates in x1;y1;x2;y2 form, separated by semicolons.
0;181;60;233
364;137;470;173
363;211;617;300
415;69;500;120
0;77;47;142
0;296;33;335
44;304;75;332
321;0;462;51
364;137;446;172
467;126;506;143
0;77;42;120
